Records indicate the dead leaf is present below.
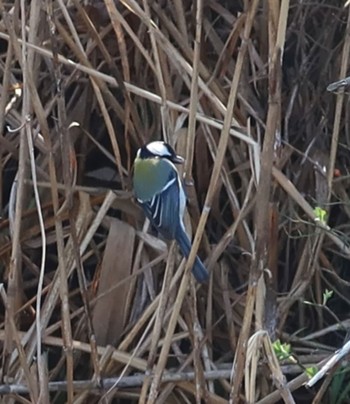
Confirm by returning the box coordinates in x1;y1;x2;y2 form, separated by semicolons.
92;218;135;345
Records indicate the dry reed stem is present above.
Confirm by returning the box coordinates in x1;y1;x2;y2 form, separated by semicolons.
184;0;202;180
228;0;265;400
327;4;350;201
25;2;47;398
232;0;290;400
0;1;26;383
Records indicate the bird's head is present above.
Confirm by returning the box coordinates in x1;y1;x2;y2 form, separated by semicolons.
136;141;184;164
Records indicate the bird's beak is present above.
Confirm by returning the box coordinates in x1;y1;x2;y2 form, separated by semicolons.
172;155;184;164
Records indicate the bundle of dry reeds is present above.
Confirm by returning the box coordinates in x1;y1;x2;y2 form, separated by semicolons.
1;0;350;403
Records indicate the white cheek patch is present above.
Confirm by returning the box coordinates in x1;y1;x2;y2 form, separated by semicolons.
146;141;172;157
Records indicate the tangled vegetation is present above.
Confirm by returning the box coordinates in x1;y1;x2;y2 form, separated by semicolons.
1;1;350;403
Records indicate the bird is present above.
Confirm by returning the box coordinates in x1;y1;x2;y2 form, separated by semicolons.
133;141;209;283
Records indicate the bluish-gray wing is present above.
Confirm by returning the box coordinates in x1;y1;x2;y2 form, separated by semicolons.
139;172;180;240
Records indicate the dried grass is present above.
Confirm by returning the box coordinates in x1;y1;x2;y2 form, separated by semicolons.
1;0;350;403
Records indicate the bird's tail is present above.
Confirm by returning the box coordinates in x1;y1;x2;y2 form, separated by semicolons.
175;225;209;283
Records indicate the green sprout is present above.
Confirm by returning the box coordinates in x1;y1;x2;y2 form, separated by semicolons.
322;289;334;306
313;206;328;225
272;339;292;361
305;366;318;379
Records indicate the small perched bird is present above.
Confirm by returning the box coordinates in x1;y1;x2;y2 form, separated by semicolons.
133;141;209;283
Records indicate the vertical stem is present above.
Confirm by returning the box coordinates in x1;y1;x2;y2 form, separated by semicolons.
230;0;290;401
